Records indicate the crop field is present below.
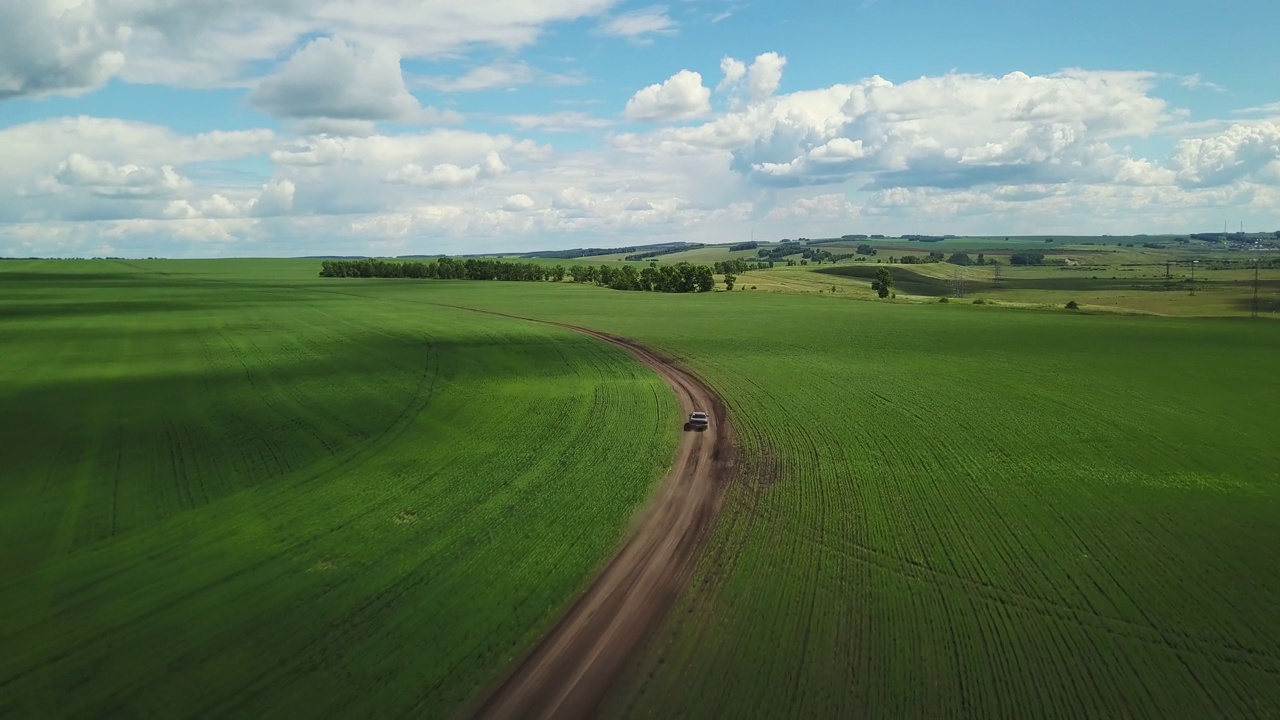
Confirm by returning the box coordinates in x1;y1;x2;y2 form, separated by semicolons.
0;260;678;718
3;259;1278;719
355;279;1280;719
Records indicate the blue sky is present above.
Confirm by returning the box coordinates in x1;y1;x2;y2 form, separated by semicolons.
1;0;1277;257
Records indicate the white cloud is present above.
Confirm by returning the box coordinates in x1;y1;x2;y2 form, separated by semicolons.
716;53;786;102
0;1;131;99
51;153;191;198
746;52;786;102
0;118;275;173
625;70;711;122
386;150;508;187
600;6;676;42
504;111;615;132
717;57;746;91
268;131;546;168
1171;122;1280;187
165;179;297;220
763;193;860;222
417;61;535;92
503;193;536;211
627;69;1172;189
0;0;620;95
1233;102;1280;118
0;118;277;225
249;37;449;124
416;62;587;93
1180;74;1225;92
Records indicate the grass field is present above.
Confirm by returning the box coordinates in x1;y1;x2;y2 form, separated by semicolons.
355;279;1280;719
3;259;1279;718
0;260;678;718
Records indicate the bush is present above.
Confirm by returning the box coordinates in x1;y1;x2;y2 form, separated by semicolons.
972;298;986;305
1066;300;1079;309
938;297;950;303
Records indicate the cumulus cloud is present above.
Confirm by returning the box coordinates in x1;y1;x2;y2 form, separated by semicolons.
717;57;746;91
625;70;711;122
249;37;450;124
717;53;786;101
503;193;536;211
52;153;191;198
627;69;1173;189
1;0;620;95
1;118;274;180
746;52;786;101
0;118;278;226
386;150;508;187
0;1;130;99
599;6;676;42
163;179;296;220
1170;122;1280;187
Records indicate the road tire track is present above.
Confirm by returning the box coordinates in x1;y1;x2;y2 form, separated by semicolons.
462;320;738;720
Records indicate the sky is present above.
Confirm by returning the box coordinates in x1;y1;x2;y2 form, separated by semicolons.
1;0;1278;258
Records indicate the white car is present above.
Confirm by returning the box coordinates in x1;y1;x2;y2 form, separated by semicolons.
685;411;709;431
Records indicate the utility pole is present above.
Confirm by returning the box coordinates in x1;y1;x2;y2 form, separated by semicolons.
1165;260;1170;280
1254;243;1262;319
1190;260;1198;295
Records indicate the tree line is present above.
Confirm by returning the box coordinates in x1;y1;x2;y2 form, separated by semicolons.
319;258;723;293
622;243;706;261
568;262;716;292
320;258;561;281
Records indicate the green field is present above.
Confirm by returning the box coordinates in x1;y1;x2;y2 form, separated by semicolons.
3;259;1279;718
0;260;678;717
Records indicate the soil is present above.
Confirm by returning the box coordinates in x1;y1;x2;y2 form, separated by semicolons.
464;324;736;720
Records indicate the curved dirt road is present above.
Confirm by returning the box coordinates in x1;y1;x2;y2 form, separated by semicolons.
467;324;735;720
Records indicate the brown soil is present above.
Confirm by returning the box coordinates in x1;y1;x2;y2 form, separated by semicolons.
464;323;736;720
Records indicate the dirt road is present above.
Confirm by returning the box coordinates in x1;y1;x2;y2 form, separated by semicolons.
467;324;735;720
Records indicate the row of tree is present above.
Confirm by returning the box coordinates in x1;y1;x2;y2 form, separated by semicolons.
945;252;991;266
319;258;723;293
569;262;717;292
622;243;704;261
1009;251;1047;266
319;258;561;281
899;251;946;265
713;258;769;274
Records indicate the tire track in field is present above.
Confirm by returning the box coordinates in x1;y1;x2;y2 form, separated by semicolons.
431;307;739;720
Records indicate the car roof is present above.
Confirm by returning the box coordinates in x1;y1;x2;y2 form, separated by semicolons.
690;411;707;416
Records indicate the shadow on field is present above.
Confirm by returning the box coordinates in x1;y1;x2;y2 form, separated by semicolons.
2;326;607;518
1228;296;1280;314
0;300;258;320
0;271;142;283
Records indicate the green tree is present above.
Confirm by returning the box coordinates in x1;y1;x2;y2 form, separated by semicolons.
694;265;715;292
639;266;658;291
871;268;893;298
724;272;736;291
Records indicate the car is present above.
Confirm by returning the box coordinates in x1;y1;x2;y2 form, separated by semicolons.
684;411;709;431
